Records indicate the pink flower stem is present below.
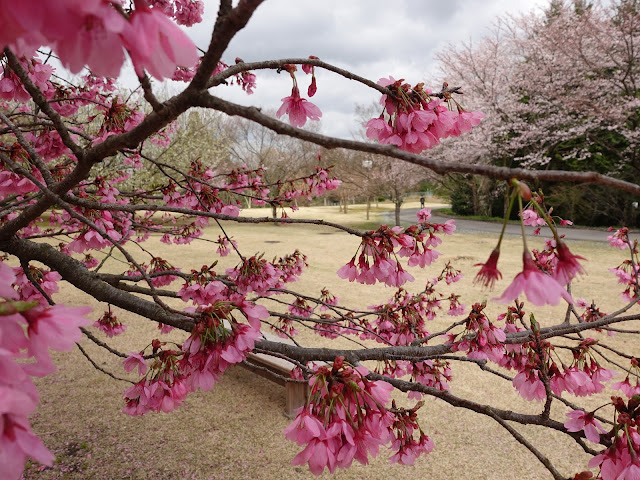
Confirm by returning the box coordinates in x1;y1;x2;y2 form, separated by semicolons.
517;193;530;252
625;424;639;461
496;189;517;251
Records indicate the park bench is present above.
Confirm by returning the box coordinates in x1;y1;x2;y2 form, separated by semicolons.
241;331;309;419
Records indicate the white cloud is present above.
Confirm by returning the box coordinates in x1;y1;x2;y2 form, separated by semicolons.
127;0;550;138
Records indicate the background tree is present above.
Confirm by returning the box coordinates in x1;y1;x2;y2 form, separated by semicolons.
437;0;640;225
221;115;322;215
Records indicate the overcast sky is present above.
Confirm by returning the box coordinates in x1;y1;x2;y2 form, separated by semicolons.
156;0;551;138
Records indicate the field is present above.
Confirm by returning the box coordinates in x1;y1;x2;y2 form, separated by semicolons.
21;201;640;480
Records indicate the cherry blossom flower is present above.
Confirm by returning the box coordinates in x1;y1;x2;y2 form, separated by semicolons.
0;262;17;299
276;86;322;128
513;370;546;401
607;227;629;250
157;323;174;334
123;352;148;376
474;248;502;289
451;110;485;134
0;413;55;479
366;78;483;154
494;251;574;306
174;0;204;26
521;208;546;227
564;410;606;443
22;305;92;376
93;310;127;337
54;1;127;78
553;242;586;286
122;0;199;80
612;376;640;398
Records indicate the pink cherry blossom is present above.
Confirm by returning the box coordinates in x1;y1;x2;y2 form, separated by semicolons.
283;407;326;444
122;1;199;80
521;208;546;227
607;227;629;250
553;242;586;286
0;261;17;299
174;0;204;26
513;370;546;401
22;305;92;375
276;86;322;128
474;248;502;289
612;376;640;398
54;1;127;78
93;310;127;337
416;207;432;223
0;413;55;478
494;251;574;306
123;352;148;376
564;410;606;443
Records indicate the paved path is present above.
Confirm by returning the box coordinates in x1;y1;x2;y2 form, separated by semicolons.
386;207;617;243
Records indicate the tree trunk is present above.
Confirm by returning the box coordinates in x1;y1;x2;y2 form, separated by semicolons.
271;203;277;219
366;196;371;220
471;179;480;216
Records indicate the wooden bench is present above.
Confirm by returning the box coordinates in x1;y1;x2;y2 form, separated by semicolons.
241;331;309;419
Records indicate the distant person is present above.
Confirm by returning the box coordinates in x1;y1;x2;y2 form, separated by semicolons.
420;195;425;208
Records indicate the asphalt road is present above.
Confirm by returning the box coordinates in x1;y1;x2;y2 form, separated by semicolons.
386;207;618;243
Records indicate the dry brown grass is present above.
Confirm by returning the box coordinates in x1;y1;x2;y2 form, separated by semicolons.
21;202;640;480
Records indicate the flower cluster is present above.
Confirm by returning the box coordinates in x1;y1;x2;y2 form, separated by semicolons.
446;302;506;362
0;0;199;80
226;254;280;295
607;226;631;250
509;336;615;401
284;357;433;475
612;358;640;398
360;288;440;345
376;359;452;401
123;302;265;415
0;262;91;475
276;64;322;128
584;396;640;479
93;309;127;337
125;257;180;288
338;211;455;288
179;306;262;391
122;340;189;416
215;235;237;257
609;258;640;303
12;265;61;307
388;401;435;465
365;76;484;154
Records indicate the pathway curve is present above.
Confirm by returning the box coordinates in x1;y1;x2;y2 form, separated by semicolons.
386;207;619;243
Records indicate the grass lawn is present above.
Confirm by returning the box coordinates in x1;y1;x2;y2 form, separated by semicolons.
21;202;640;480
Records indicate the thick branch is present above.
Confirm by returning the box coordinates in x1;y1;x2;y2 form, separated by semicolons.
189;0;266;90
1;237;195;331
196;93;640;196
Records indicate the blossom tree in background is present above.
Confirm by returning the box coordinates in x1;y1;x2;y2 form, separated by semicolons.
1;1;640;480
437;0;640;225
